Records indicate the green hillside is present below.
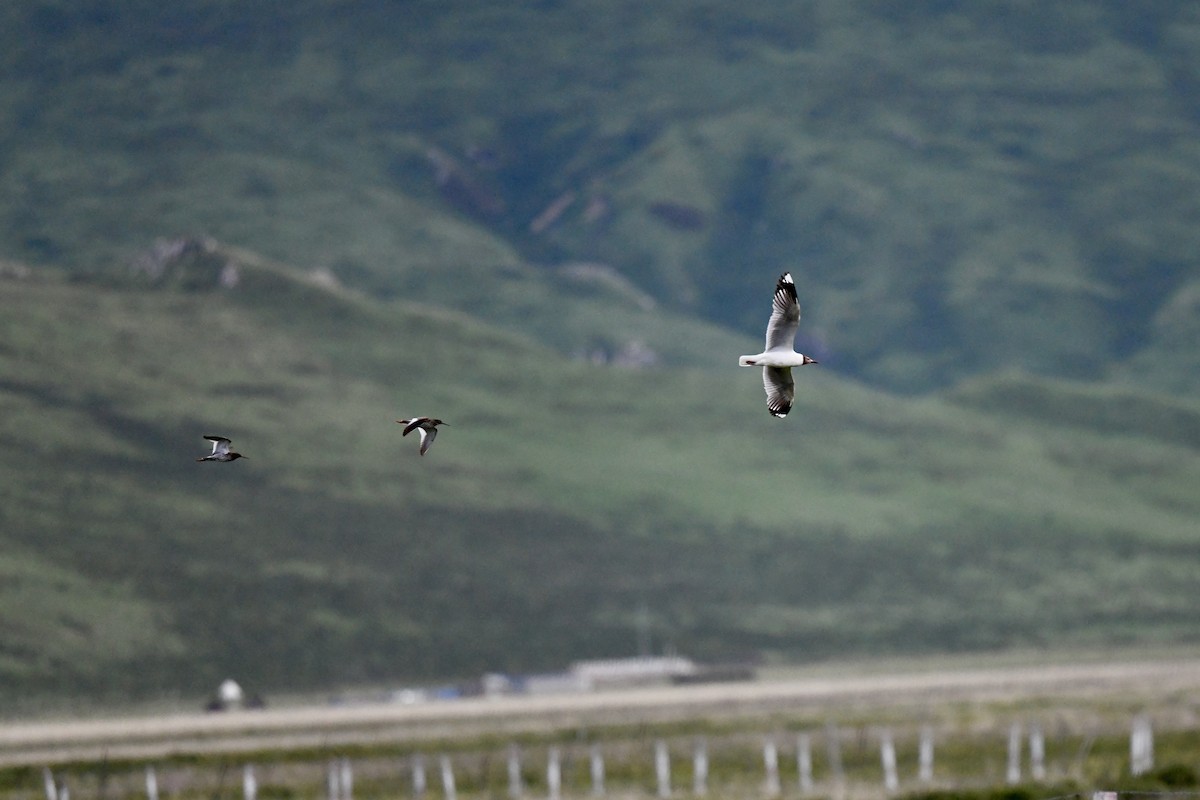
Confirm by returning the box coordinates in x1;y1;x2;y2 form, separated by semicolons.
1;1;1198;392
1;252;1197;706
1;1;1199;708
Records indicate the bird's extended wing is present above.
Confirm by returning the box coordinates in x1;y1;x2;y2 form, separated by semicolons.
203;435;231;455
764;272;801;353
764;366;794;418
418;426;437;455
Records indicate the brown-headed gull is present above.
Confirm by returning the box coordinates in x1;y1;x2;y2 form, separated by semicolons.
738;272;818;417
397;417;448;456
196;435;245;462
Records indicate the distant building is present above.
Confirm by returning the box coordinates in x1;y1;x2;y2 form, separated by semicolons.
569;656;698;689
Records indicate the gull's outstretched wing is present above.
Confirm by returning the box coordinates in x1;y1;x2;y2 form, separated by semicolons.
764;272;801;353
764;366;794;418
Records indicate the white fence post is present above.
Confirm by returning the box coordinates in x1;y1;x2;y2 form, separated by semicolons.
693;738;708;796
590;745;606;797
1006;723;1022;784
548;747;562;800
1131;715;1154;776
797;733;813;793
880;730;899;793
918;726;934;783
508;744;524;799
42;768;56;800
327;761;340;800
655;740;671;799
340;758;353;800
243;764;258;800
145;767;159;800
440;755;457;800
764;738;781;798
1029;724;1046;781
412;755;427;798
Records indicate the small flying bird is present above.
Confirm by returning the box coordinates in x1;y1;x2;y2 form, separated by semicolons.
739;272;818;418
397;417;448;456
196;435;245;462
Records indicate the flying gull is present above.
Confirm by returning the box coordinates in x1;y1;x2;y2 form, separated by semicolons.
738;272;818;417
196;435;245;462
397;417;448;456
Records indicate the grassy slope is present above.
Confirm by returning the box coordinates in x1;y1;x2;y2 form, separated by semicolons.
1;255;1198;705
2;2;1198;395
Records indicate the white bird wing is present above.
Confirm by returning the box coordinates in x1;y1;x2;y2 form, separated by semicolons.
764;272;801;352
764;366;794;418
418;426;437;455
204;435;231;455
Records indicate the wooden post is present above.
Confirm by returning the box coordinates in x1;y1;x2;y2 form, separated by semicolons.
441;755;457;800
1029;724;1046;781
880;730;899;793
763;738;781;798
693;738;708;796
655;740;671;798
548;747;562;800
918;726;934;783
796;734;813;794
508;744;523;799
1006;723;1022;784
590;745;605;797
412;755;427;799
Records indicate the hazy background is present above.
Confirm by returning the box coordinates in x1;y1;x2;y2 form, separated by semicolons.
0;0;1198;710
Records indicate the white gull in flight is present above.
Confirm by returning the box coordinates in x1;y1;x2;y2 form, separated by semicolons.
738;272;818;418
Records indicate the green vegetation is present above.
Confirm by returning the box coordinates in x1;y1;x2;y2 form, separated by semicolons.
0;1;1198;707
1;1;1198;392
1;251;1198;705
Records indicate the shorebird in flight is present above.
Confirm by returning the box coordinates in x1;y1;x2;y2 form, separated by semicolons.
739;272;818;417
397;417;448;456
196;435;245;462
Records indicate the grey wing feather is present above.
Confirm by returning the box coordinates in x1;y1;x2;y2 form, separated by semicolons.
764;366;794;418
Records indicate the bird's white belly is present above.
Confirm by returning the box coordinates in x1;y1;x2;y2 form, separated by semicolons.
741;350;808;368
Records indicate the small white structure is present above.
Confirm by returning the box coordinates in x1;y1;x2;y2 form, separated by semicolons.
219;678;245;709
570;656;697;689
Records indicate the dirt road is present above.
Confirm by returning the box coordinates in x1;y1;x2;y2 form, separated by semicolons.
4;656;1199;767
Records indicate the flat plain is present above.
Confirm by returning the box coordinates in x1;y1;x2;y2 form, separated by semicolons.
6;654;1200;768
